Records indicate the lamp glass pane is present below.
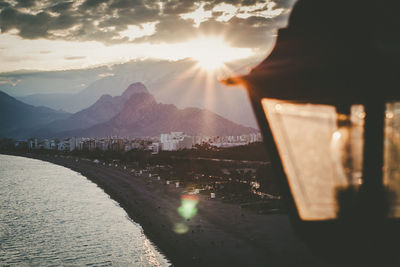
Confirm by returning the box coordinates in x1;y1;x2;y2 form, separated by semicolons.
384;102;400;218
261;99;364;220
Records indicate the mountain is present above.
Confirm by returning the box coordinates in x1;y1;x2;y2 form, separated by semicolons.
58;91;256;138
17;93;74;112
4;82;256;139
10;58;259;128
0;91;70;138
15;60;192;113
33;83;148;136
16;76;136;113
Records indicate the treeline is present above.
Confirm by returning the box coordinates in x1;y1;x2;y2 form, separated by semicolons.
158;142;270;162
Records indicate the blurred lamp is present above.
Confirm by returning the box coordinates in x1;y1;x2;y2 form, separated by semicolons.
224;0;400;260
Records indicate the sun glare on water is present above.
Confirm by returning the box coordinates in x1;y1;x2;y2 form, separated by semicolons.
188;37;253;72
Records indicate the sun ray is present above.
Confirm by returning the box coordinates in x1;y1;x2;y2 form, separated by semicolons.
188;36;253;72
155;62;201;107
150;36;253;133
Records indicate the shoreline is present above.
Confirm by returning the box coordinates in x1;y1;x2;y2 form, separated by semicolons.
3;152;324;266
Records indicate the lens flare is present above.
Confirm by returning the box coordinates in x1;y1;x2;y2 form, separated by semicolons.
178;195;199;220
173;223;189;234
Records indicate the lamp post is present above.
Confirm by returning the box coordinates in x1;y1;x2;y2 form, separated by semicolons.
225;0;400;263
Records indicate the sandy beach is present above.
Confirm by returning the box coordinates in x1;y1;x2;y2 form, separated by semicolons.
14;153;329;266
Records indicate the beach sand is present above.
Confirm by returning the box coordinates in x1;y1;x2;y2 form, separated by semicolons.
23;154;328;266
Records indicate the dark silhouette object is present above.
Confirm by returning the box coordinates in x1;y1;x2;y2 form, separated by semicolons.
225;0;400;264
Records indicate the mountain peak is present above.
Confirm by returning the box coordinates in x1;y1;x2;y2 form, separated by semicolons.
122;82;148;99
97;94;113;102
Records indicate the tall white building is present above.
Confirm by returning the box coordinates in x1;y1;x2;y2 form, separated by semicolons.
160;132;193;151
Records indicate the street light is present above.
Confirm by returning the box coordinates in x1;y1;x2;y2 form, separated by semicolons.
225;0;400;262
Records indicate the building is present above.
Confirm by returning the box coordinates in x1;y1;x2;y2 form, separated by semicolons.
147;142;160;154
160;132;194;151
57;139;70;151
28;138;38;150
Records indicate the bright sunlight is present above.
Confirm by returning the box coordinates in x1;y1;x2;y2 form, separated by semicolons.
187;37;253;71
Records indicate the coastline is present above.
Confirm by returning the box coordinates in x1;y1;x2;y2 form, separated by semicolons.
3;152;324;266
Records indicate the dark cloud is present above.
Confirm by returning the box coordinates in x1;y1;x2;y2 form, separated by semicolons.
81;0;110;8
97;5;159;30
162;0;197;15
0;1;10;8
0;0;296;48
109;0;144;9
49;2;74;13
273;0;295;9
0;8;53;38
15;0;36;8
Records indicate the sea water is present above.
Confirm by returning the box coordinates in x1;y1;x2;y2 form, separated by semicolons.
0;154;169;266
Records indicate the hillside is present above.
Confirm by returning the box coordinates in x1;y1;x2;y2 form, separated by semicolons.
0;91;70;138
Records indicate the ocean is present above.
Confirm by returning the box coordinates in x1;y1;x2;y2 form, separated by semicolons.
0;154;169;266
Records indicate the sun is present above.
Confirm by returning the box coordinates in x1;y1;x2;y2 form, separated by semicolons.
187;37;252;72
195;54;224;71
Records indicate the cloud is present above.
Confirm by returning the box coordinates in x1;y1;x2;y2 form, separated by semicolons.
0;0;296;49
15;0;36;8
162;0;198;15
0;8;55;39
49;2;74;13
0;1;10;9
64;56;86;60
98;72;114;77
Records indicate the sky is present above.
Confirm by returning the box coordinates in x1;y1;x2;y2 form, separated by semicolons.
0;0;295;73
